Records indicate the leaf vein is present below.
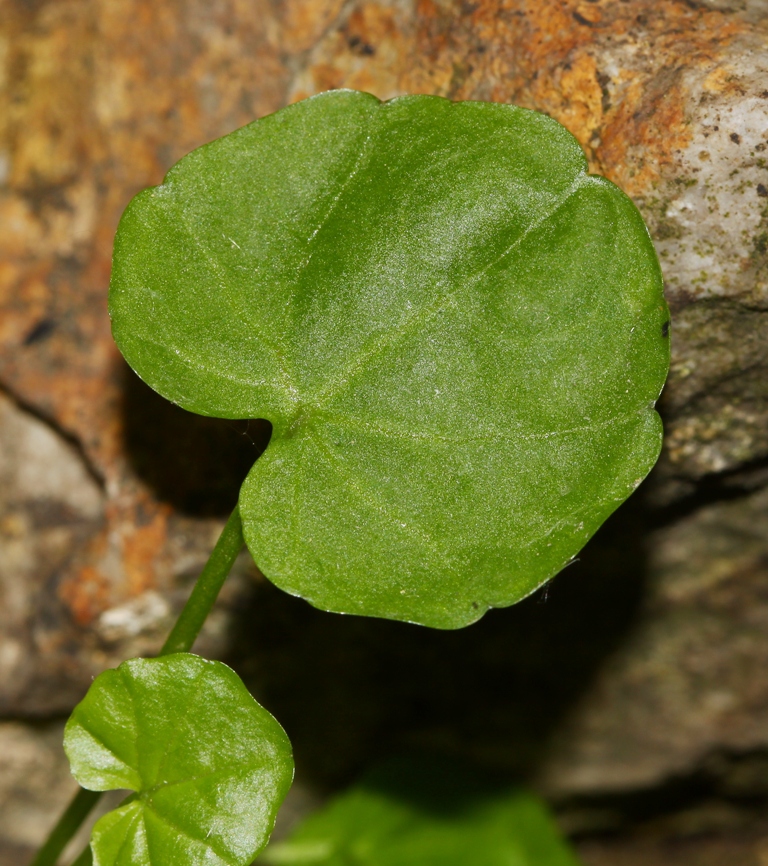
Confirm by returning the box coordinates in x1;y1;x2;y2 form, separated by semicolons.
150;665;209;788
295;128;376;281
148;765;254;794
73;721;138;784
135;332;277;392
169;201;294;392
291;441;303;586
112;805;144;862
143;799;234;865
311;173;588;407
321;408;641;445
310;432;455;568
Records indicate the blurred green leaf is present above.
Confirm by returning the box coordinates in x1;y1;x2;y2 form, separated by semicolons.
110;89;669;628
261;757;581;866
64;654;293;866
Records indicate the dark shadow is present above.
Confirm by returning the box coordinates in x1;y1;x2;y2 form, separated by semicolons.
225;490;651;792
121;364;271;516
117;358;653;796
356;752;515;815
648;453;768;529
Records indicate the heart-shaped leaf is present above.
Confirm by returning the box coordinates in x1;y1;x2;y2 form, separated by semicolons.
110;90;669;628
261;756;582;866
64;654;293;866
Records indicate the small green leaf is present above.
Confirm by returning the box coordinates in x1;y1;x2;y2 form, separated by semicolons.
261;757;581;866
110;90;669;628
64;654;293;866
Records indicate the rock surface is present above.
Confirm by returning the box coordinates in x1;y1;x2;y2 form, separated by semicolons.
0;390;103;714
0;720;126;866
540;484;768;794
0;720;77;866
2;0;768;861
578;832;768;866
0;386;259;715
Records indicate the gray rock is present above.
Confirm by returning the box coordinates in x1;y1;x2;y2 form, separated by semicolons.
644;37;768;478
540;484;768;796
0;391;258;716
0;391;104;714
0;719;125;866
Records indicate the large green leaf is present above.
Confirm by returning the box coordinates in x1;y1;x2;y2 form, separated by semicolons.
64;654;293;866
110;90;669;629
261;756;582;866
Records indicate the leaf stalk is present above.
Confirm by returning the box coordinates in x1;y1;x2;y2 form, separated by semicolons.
31;505;245;866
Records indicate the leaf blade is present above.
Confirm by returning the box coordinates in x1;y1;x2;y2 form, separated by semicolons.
64;654;294;866
261;757;582;866
110;91;669;628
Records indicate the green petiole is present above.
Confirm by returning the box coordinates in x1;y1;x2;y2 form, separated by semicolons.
29;788;100;866
31;505;245;866
161;505;245;655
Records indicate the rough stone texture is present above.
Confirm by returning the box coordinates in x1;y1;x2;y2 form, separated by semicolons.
0;388;259;716
577;832;768;866
0;390;103;714
0;720;126;866
3;0;768;861
0;0;290;640
539;484;768;795
0;720;162;866
0;720;78;865
696;0;768;20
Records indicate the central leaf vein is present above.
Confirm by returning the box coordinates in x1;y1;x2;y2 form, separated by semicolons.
148;765;249;795
143;799;234;865
113;805;144;862
308;173;588;408
310;431;455;569
320;408;641;445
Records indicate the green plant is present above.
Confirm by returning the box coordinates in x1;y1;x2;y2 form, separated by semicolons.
33;89;669;866
261;756;582;866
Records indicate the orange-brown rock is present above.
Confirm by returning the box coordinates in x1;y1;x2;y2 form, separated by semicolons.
2;2;768;861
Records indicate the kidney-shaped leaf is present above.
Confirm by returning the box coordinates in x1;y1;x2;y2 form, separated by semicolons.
64;654;293;866
261;756;582;866
110;90;669;629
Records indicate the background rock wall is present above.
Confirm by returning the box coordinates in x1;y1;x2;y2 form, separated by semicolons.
2;1;768;863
